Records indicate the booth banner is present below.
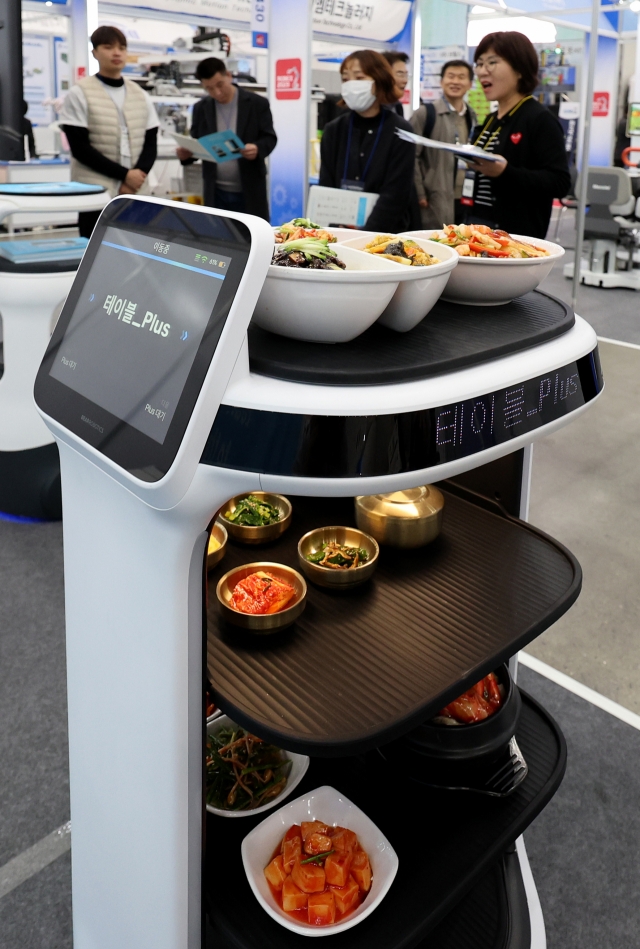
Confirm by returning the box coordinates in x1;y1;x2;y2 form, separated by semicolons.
23;34;55;126
312;0;411;41
558;100;579;168
269;0;311;223
54;37;71;97
108;0;253;21
420;45;466;102
110;0;409;42
585;33;618;166
251;0;269;47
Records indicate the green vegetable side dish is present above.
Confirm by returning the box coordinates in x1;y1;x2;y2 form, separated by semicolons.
306;542;369;570
225;494;282;527
206;726;291;811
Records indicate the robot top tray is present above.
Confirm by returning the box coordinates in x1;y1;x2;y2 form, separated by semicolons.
247;290;573;387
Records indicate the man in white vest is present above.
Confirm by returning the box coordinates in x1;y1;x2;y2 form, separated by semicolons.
60;26;159;237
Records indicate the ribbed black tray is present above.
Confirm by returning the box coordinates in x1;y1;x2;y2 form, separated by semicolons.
204;690;565;949
247;290;573;386
206;491;580;755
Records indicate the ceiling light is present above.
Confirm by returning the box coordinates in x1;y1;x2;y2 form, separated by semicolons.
631;0;640;11
468;15;556;46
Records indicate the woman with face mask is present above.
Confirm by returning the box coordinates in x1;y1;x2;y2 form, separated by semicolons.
319;49;419;233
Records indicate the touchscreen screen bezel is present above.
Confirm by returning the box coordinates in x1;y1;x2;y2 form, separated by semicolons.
34;198;251;482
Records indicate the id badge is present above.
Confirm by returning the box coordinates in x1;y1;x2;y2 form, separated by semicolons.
340;179;365;192
461;170;475;207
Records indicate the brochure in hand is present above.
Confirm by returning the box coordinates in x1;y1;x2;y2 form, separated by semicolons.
172;130;245;164
395;128;504;163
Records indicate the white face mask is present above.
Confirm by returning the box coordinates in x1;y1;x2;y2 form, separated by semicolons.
341;79;377;113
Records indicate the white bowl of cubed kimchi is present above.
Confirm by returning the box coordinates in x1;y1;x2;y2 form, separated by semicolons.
402;227;564;306
241;785;399;936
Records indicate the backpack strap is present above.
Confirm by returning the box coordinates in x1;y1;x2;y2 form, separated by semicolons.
423;102;437;139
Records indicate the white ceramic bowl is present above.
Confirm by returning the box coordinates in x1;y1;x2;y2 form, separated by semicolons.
341;235;458;332
401;231;564;306
206;715;309;818
253;245;401;343
241;785;399;937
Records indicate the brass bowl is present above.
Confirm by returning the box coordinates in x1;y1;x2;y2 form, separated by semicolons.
206;521;228;571
219;492;292;545
297;526;379;589
216;562;307;633
354;485;444;548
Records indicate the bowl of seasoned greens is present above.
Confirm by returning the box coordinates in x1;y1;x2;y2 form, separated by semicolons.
297;526;379;589
206;715;309;818
219;492;292;545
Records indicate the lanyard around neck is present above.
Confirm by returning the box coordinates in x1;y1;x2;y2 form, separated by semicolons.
343;110;386;184
473;95;532;151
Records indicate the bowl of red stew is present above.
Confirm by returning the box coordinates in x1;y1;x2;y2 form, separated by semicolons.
242;785;398;936
216;562;307;633
401;664;521;762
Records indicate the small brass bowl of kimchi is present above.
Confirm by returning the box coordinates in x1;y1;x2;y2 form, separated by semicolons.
297;526;379;589
216;562;307;633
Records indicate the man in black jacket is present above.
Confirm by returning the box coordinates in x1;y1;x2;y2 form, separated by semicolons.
177;58;277;221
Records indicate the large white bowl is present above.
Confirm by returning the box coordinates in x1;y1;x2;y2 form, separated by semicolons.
253;244;402;343
402;231;564;306
241;785;399;937
206;715;309;818
341;235;458;332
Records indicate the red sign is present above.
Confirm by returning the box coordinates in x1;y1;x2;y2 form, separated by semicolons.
592;91;610;117
275;58;301;100
76;66;87;80
401;88;411;105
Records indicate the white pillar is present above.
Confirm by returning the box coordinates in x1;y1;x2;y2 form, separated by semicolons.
69;0;99;84
631;16;640;154
268;0;312;223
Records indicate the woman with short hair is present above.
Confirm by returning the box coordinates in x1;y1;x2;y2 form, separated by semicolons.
319;49;418;233
463;31;570;238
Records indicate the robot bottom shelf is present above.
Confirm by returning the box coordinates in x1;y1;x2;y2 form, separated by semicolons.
207;849;531;949
204;690;564;949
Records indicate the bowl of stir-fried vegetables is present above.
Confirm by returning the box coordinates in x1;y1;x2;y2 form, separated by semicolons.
298;526;379;589
403;225;564;306
206;715;309;818
341;234;459;332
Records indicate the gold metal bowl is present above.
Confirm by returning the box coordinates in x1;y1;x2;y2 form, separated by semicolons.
297;526;379;589
219;492;292;545
216;562;307;633
354;485;444;548
206;521;228;571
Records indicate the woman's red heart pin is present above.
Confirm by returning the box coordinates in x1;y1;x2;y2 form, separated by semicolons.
510;132;522;144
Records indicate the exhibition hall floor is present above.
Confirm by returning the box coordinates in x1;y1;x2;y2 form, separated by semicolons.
2;230;640;947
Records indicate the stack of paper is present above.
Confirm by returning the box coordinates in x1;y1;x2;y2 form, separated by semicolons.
396;128;504;163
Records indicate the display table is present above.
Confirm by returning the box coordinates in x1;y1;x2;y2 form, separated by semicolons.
0;158;73;229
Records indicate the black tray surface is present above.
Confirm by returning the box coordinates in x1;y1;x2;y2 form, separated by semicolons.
207;491;580;756
204;690;564;949
247;290;574;387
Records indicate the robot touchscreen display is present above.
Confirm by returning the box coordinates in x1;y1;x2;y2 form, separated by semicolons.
49;226;233;445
